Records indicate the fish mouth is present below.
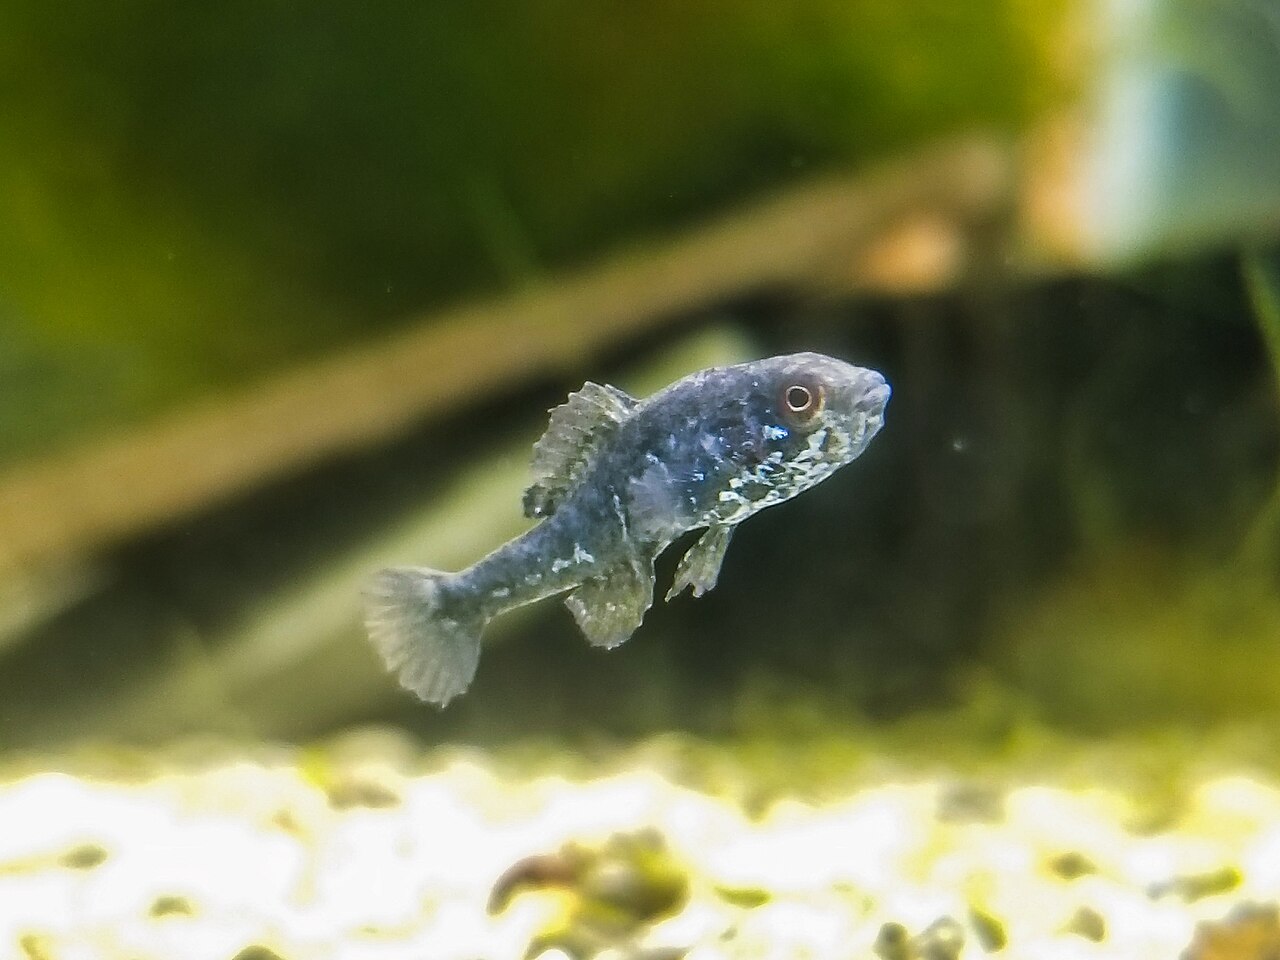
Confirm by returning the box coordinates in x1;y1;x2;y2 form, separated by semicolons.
854;371;891;416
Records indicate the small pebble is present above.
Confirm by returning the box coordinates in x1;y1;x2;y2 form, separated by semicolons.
915;916;966;960
230;947;287;960
714;885;771;909
18;935;52;960
969;906;1008;952
1149;866;1242;902
325;776;401;809
1047;851;1096;880
58;844;108;870
873;922;913;960
937;782;1005;824
149;895;196;917
1063;907;1107;942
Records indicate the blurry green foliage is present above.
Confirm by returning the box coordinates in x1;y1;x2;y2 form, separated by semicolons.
999;252;1280;730
0;0;1061;463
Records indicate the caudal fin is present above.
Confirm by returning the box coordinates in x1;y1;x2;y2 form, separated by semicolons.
363;567;485;707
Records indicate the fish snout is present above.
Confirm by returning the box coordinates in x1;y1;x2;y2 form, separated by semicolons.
853;368;891;415
843;369;890;451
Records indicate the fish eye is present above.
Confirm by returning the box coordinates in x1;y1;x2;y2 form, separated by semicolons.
779;379;825;427
786;385;812;411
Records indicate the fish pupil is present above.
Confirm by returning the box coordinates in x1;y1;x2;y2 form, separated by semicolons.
785;385;812;412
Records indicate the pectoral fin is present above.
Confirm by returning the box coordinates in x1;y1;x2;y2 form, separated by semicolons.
565;553;654;649
666;524;734;601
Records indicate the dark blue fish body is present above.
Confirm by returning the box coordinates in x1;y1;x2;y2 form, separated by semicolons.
366;352;890;705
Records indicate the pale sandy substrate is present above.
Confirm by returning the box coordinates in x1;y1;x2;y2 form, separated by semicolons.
2;729;1278;960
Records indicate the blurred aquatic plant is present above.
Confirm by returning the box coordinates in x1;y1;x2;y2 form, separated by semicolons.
1082;0;1280;261
1001;251;1280;729
1238;251;1280;572
0;0;1062;462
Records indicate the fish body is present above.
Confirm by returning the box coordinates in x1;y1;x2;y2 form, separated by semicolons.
365;352;890;706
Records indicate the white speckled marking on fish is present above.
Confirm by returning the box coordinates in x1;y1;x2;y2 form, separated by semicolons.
364;352;891;706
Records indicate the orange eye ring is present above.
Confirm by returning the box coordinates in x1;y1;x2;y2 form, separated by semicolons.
780;379;824;426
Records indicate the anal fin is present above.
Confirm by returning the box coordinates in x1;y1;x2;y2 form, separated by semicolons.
565;553;654;649
666;524;734;601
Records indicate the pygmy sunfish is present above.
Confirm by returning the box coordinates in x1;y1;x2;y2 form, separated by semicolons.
365;352;890;706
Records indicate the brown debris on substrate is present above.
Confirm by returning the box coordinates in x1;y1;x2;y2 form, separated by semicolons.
1181;902;1280;960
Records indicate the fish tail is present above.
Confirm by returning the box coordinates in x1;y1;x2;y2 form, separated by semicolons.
363;567;486;707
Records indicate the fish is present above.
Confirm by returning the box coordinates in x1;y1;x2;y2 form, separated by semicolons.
364;352;891;706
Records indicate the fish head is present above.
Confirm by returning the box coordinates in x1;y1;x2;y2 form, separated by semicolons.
770;351;890;459
733;352;890;507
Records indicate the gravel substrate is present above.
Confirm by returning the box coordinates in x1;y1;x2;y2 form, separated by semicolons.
2;730;1278;960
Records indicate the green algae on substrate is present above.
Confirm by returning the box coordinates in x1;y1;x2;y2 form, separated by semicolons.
328;686;1280;821
998;548;1280;732
994;254;1280;734
9;673;1280;818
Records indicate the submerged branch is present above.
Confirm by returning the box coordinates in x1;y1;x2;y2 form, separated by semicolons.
0;141;1011;585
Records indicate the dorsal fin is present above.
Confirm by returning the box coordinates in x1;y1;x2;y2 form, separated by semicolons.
523;381;638;518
